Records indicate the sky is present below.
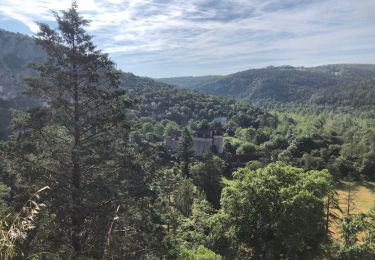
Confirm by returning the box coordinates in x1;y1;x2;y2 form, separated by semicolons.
0;0;375;78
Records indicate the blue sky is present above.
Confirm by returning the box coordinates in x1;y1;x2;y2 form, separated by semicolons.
0;0;375;77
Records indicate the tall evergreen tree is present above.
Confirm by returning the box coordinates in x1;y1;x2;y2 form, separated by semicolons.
191;154;225;209
2;2;143;258
178;128;193;177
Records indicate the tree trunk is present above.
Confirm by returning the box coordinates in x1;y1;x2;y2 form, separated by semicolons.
71;153;82;256
71;47;83;257
325;195;330;238
347;182;351;216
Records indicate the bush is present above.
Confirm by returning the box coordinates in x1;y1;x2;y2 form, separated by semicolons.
178;245;222;260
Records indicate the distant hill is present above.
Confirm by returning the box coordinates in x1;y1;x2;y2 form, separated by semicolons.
2;28;375;109
0;29;269;138
120;72;267;126
160;65;375;105
309;78;375;108
0;29;45;99
157;75;223;90
0;29;246;125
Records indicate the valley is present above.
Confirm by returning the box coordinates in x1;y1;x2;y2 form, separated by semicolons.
0;4;374;258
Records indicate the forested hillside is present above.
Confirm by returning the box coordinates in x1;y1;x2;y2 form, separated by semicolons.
160;64;375;107
0;29;45;99
122;72;267;126
2;28;375;109
157;75;223;90
310;78;375;108
0;30;269;139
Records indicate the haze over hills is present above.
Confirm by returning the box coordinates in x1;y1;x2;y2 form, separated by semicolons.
157;64;375;106
2;28;375;109
156;75;224;90
0;29;267;138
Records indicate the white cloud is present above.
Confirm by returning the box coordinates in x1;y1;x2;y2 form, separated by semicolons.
0;0;374;77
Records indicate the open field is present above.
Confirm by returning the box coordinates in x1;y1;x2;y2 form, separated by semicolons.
331;181;375;239
335;181;375;215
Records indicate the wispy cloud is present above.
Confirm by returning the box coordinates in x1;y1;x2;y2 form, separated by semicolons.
0;0;374;77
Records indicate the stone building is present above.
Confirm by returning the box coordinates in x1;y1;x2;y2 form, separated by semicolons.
192;124;224;156
166;125;224;157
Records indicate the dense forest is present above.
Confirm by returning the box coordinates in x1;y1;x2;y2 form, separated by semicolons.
0;4;374;260
156;76;223;90
158;64;375;108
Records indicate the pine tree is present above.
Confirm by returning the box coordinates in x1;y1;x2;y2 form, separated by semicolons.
345;175;356;217
178;128;194;177
191;154;224;209
324;186;342;238
5;2;135;257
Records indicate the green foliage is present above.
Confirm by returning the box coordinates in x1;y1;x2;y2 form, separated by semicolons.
164;64;375;108
157;75;223;90
191;154;225;209
235;142;257;161
1;4;162;258
219;162;331;259
173;199;214;250
324;187;342;238
179;128;194;178
310;78;375;108
0;182;8;217
175;179;196;217
178;245;222;260
336;244;375;260
336;208;375;259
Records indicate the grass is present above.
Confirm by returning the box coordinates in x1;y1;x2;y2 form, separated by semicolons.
331;181;375;240
335;181;375;215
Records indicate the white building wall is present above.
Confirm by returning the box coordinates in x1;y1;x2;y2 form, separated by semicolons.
213;136;224;154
